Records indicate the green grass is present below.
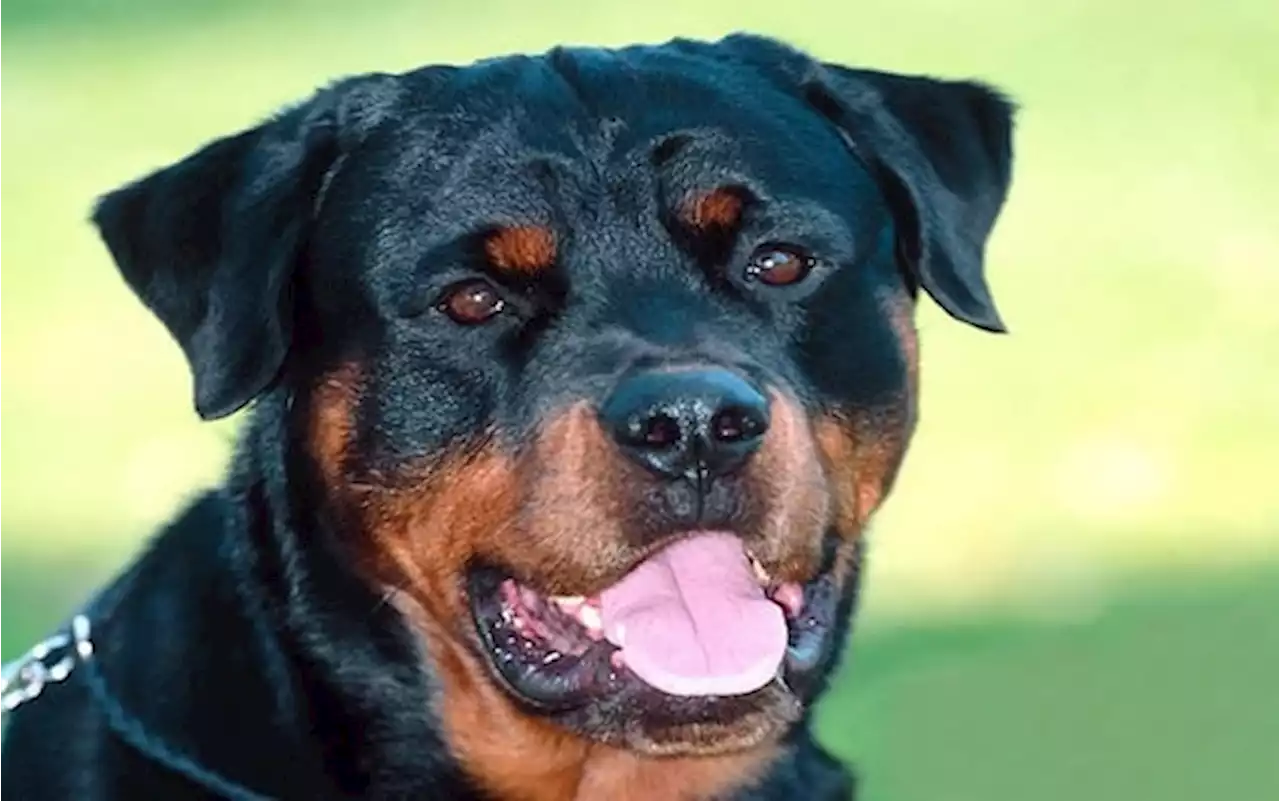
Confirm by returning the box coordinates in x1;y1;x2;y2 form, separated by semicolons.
3;544;1274;800
819;569;1278;801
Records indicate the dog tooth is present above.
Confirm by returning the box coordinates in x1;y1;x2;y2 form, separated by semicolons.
774;672;793;694
577;604;603;632
748;553;770;585
550;596;585;616
542;651;562;664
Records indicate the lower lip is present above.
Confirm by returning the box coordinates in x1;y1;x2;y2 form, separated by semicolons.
469;567;840;708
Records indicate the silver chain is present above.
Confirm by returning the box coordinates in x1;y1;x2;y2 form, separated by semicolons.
1;614;94;715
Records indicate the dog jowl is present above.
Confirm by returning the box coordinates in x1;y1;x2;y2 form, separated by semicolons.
74;34;1011;801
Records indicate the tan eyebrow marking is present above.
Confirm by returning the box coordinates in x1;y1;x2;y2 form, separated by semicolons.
680;187;745;230
484;226;557;275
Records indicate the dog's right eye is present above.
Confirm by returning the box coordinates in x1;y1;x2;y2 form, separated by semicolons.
744;245;816;287
438;279;506;325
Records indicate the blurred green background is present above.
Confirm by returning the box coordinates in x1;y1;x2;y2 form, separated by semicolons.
1;0;1276;798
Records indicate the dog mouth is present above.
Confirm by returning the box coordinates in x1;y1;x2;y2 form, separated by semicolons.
467;532;840;715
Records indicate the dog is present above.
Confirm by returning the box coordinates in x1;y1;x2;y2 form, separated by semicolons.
0;33;1013;800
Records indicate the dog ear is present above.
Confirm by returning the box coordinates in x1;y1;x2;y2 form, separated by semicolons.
92;77;396;420
715;34;1015;332
806;65;1015;332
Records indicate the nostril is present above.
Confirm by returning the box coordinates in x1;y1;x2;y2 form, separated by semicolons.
601;367;769;480
711;405;768;443
629;412;683;450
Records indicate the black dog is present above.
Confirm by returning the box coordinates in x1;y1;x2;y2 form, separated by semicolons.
1;33;1013;800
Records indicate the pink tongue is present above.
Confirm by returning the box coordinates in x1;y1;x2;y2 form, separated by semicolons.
599;532;787;697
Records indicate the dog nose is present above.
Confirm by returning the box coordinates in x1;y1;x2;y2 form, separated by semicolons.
600;368;770;481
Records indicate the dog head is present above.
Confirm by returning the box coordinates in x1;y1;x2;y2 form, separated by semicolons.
93;33;1012;769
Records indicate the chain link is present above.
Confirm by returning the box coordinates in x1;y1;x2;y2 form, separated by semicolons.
1;615;94;715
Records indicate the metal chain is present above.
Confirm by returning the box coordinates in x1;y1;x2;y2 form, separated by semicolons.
1;615;94;715
1;613;274;799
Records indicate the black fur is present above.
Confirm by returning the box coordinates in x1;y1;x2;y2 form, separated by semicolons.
1;33;1013;800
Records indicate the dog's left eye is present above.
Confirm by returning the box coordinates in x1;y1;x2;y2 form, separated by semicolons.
744;245;816;287
438;279;506;325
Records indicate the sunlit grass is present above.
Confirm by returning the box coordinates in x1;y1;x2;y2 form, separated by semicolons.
2;0;1276;621
2;543;1273;801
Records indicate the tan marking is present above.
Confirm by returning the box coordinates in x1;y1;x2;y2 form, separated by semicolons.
308;361;364;491
680;188;744;230
743;391;831;583
815;404;914;527
515;403;633;594
812;415;860;540
572;745;779;801
811;290;920;541
883;291;919;396
485;226;557;275
313;393;836;799
362;446;781;801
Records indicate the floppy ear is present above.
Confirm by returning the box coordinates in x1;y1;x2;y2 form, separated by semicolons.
92;90;347;420
715;33;1014;331
806;65;1015;332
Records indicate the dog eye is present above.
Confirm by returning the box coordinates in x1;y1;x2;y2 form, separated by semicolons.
744;245;815;287
438;279;506;325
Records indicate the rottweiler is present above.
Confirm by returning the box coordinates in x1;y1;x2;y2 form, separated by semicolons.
1;33;1014;801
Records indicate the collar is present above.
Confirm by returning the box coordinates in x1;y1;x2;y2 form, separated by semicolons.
2;614;94;713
